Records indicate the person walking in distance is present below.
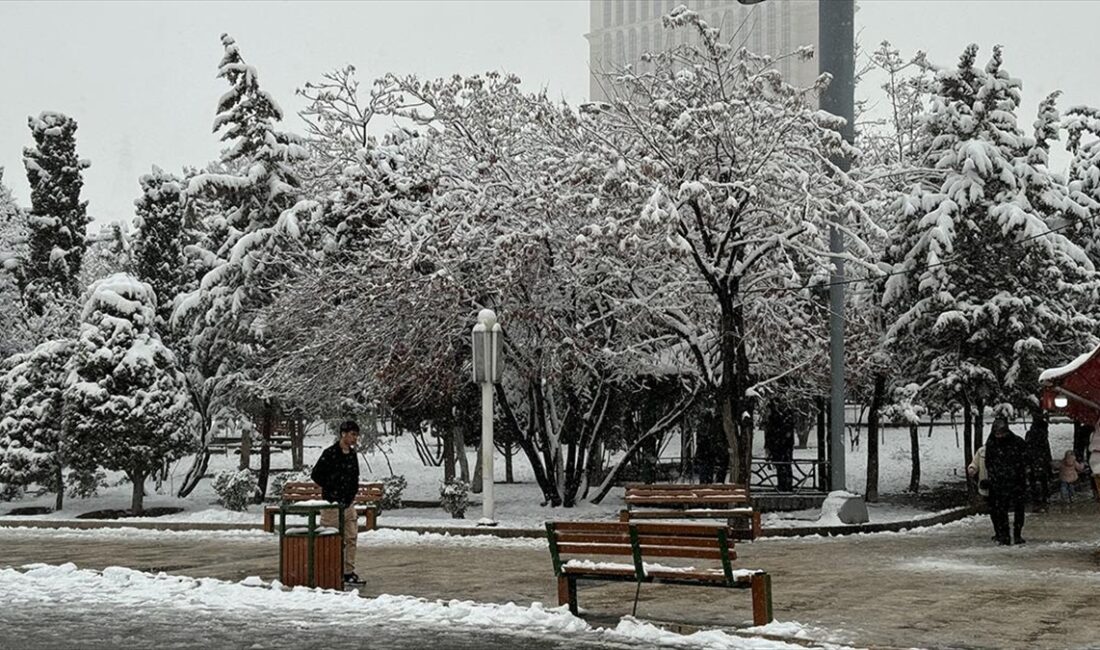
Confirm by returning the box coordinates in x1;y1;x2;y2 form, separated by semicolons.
1024;415;1053;512
311;420;362;584
984;415;1029;545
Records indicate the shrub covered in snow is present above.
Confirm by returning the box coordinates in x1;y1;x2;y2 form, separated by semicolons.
380;474;406;510
439;479;469;519
269;470;310;502
213;469;258;511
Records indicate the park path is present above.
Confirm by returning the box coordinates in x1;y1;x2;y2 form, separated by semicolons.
2;502;1098;649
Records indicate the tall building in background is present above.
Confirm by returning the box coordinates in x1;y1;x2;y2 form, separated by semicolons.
586;0;820;101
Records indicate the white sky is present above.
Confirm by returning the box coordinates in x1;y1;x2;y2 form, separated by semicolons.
1;0;1099;229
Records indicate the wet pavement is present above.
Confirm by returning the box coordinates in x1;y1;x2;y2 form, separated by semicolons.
2;500;1099;649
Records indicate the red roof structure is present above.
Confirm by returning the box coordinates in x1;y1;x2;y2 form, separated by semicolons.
1039;344;1100;425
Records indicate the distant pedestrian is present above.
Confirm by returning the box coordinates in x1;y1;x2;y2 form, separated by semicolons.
1024;417;1052;512
311;420;362;584
983;415;1029;545
1057;450;1084;505
764;400;796;492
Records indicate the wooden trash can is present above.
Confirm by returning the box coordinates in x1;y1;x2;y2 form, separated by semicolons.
278;503;344;590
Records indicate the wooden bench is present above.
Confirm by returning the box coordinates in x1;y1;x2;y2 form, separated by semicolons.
619;483;762;540
262;482;384;533
545;521;773;625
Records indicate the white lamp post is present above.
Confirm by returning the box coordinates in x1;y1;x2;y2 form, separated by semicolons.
472;309;503;526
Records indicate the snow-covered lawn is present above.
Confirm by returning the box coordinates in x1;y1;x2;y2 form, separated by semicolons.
0;563;852;650
0;419;1076;530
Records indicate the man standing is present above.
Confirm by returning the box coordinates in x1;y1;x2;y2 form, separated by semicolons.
984;415;1029;545
1024;414;1053;512
311;420;362;584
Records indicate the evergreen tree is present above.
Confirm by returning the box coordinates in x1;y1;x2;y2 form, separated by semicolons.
176;34;314;499
1063;104;1100;262
0;338;74;506
0;170;31;357
21;112;91;314
883;46;1099;419
64;274;195;514
132;167;188;329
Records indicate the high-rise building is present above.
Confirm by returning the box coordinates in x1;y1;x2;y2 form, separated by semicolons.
586;0;820;101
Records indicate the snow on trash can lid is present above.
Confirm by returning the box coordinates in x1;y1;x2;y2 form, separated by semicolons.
283;526;341;536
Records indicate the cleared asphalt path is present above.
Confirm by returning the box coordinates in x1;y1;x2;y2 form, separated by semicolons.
2;502;1098;649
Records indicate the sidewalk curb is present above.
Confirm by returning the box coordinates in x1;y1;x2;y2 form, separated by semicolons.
759;505;979;538
0;506;978;539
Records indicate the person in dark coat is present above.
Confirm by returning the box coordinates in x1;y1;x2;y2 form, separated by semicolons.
1024;415;1053;512
984;415;1029;545
311;420;362;583
764;400;796;492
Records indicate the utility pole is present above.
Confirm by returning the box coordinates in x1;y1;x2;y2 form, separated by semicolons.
819;0;855;491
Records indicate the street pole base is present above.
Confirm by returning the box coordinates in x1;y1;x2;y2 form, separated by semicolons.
476;518;498;527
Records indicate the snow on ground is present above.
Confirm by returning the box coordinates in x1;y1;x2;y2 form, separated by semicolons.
0;524;546;549
0;563;852;650
1;418;1075;529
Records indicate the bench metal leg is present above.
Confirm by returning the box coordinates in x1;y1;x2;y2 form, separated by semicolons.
750;573;773;625
557;576;578;616
751;511;762;540
364;510;377;531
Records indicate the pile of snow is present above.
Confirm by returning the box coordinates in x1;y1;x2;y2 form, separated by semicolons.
1;563;849;649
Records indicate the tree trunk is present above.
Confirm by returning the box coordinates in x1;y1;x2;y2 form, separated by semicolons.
470;442;483;494
54;463;64;512
456;420;470;482
239;423;251;471
908;423;921;493
504;440;514;483
179;406;214;498
865;374;886;503
586;439;603;490
256;405;274;503
291;414;305;472
961;395;974;499
130;470;145;515
443;422;456;483
178;450;211;499
961;395;973;468
973;397;985;458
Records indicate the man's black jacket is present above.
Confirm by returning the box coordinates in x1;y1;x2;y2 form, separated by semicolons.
985;431;1028;496
310;443;360;507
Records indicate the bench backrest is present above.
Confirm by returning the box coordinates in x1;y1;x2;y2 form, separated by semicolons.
282;481;383;504
624;483;750;507
546;521;737;584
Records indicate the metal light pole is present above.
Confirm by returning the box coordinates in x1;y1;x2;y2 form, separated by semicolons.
471;309;503;525
819;0;855;492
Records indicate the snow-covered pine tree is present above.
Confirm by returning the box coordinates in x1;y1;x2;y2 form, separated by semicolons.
177;34;316;499
0;338;74;506
883;46;1099;429
132;167;188;330
0;169;32;357
64;274;195;514
1063;104;1100;263
21;112;91;315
